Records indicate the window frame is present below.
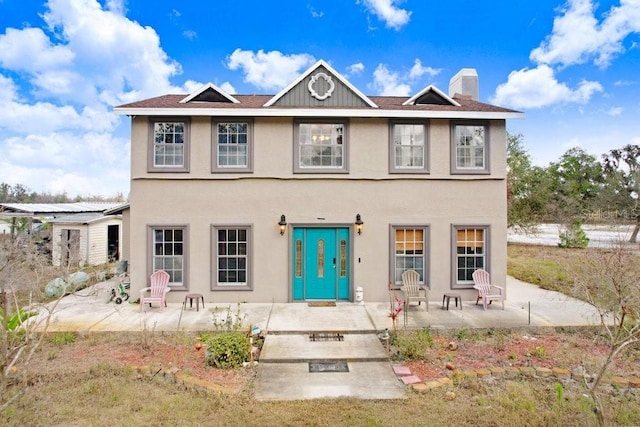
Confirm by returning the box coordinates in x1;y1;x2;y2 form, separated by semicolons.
451;224;490;289
148;117;190;173
293;118;349;174
389;120;429;174
147;225;189;291
450;120;490;174
211;224;253;291
389;225;430;289
211;118;254;173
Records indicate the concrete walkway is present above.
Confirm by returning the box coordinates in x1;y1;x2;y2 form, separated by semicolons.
35;276;603;334
30;276;605;401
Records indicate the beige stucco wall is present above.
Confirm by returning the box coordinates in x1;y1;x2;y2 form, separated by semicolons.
127;116;508;303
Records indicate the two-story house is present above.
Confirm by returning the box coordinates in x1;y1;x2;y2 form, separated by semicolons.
115;60;522;304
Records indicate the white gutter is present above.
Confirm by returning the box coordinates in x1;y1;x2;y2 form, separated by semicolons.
113;107;524;120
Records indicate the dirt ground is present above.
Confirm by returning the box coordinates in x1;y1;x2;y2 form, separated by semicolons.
25;328;639;390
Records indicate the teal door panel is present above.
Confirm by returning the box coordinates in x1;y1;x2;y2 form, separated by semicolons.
291;227;350;301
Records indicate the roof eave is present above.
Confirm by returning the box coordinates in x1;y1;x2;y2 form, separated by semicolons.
114;107;524;120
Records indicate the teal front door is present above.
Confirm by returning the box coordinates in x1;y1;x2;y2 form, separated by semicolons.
292;227;350;300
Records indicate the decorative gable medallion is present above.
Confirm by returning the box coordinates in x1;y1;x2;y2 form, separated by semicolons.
308;72;335;101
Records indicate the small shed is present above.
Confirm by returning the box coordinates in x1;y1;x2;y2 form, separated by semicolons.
49;213;123;267
0;202;123;266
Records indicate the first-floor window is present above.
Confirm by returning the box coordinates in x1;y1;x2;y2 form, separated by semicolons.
212;226;252;289
150;226;187;288
453;225;488;287
391;226;429;287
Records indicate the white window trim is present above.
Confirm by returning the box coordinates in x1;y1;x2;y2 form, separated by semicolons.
293;118;349;174
389;225;430;289
211;225;253;291
451;224;490;289
450;121;490;175
148;225;189;291
212;118;254;173
389;120;429;174
148;118;190;173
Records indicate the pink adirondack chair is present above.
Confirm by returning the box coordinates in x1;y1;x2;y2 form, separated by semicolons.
472;269;504;310
140;270;171;312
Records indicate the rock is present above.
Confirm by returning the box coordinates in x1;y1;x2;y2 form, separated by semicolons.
45;277;67;297
445;391;456;401
447;341;459;351
445;362;456;371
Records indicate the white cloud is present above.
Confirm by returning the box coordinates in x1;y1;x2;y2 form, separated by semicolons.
308;4;324;18
369;59;438;96
371;64;411;96
359;0;412;31
40;0;184;104
606;106;623;116
0;27;74;72
408;59;440;79
0;132;130;197
219;82;236;94
491;65;603;109
183;30;197;40
226;49;316;91
0;0;192;196
347;62;365;75
530;0;640;68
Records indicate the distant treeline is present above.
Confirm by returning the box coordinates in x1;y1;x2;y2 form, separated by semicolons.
0;182;126;203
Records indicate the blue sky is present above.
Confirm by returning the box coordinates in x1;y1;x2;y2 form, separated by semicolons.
1;0;639;197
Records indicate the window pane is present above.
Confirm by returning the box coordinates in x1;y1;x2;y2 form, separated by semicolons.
394;124;424;168
394;227;426;284
455;227;486;285
298;123;344;169
152;227;185;287
217;122;249;168
455;125;485;169
154;121;186;167
215;227;249;286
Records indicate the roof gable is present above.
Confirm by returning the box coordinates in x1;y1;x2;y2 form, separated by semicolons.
180;83;239;104
264;60;377;108
403;85;461;107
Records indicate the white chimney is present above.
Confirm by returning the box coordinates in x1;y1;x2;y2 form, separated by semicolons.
449;68;478;101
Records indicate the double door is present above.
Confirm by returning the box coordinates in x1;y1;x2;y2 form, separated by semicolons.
292;227;350;300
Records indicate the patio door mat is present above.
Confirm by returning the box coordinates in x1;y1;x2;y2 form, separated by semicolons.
308;361;349;373
308;301;336;307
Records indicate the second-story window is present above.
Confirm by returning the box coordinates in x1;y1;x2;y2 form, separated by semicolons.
390;121;428;173
294;119;348;173
451;121;489;174
213;119;253;172
148;118;190;172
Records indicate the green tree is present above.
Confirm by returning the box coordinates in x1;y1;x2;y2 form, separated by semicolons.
548;147;603;220
602;144;640;242
506;133;552;231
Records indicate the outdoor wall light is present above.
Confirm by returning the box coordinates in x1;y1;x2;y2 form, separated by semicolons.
355;213;363;235
278;214;287;236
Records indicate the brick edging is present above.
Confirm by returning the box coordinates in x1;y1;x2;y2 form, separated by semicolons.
394;364;640;393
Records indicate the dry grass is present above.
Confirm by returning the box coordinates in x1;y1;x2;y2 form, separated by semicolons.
4;365;639;426
507;243;594;294
2;244;640;425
